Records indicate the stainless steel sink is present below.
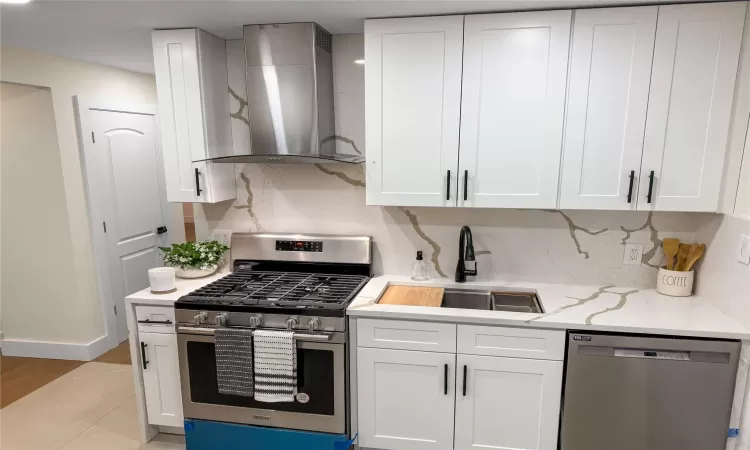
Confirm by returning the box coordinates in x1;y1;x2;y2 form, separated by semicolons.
491;292;544;314
441;288;543;314
441;289;492;310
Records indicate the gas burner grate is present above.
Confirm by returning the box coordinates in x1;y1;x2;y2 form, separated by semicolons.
181;270;369;309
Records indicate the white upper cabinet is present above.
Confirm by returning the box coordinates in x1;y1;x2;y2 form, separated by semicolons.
152;29;236;203
458;11;571;209
560;7;657;210
365;16;464;207
639;2;747;212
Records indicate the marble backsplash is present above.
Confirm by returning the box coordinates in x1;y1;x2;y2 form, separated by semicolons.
195;34;717;289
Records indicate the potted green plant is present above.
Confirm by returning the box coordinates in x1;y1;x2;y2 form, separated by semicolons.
159;240;229;279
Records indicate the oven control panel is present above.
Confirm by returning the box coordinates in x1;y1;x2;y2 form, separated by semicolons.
276;240;323;252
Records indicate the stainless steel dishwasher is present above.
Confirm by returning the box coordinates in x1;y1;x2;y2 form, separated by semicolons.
560;331;740;450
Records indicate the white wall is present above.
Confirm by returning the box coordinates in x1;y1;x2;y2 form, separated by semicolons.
0;46;182;347
1;83;86;342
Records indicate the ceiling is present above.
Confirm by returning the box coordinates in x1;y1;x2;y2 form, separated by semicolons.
1;0;708;74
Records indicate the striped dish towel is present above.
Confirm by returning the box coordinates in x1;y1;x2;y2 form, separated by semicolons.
214;328;254;397
253;329;297;403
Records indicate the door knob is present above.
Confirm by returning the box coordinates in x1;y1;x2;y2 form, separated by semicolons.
157;226;168;235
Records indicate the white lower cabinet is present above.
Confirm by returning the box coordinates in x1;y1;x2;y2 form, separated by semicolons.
454;354;563;450
139;331;183;427
356;320;565;450
357;347;456;450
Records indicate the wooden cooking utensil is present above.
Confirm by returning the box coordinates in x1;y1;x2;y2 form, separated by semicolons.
662;238;680;270
684;243;706;272
675;243;690;271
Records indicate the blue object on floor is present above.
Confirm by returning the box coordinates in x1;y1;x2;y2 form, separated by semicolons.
184;419;351;450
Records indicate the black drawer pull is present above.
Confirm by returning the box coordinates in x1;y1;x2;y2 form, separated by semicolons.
462;364;467;396
444;364;448;395
627;170;635;204
141;342;149;370
446;170;451;201
463;170;468;201
195;168;202;196
647;170;655;204
138;319;173;325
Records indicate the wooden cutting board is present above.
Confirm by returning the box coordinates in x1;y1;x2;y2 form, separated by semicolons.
378;286;445;307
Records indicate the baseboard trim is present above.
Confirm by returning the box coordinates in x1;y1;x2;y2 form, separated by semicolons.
0;335;110;361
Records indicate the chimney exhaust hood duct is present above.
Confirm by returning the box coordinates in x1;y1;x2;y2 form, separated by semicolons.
213;22;362;164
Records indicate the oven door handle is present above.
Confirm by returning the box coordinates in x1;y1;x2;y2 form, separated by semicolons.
178;326;216;335
177;326;332;341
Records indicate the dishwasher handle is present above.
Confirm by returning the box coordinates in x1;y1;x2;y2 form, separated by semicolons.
613;348;690;361
577;345;731;364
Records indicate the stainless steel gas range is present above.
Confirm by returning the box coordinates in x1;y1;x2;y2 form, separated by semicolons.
175;233;372;435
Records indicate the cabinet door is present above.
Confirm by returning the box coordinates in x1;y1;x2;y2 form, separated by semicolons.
152;29;236;203
455;354;563;450
365;16;463;207
458;11;571;209
560;7;657;210
357;347;455;450
639;2;747;212
139;332;183;428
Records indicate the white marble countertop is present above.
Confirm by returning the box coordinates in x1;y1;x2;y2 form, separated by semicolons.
347;275;750;340
125;269;231;306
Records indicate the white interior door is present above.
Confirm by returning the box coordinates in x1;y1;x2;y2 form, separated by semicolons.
84;106;170;343
560;6;657;210
459;11;571;209
455;354;563;450
639;1;747;212
357;347;456;450
364;16;464;207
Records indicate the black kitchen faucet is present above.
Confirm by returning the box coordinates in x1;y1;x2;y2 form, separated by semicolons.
455;225;477;282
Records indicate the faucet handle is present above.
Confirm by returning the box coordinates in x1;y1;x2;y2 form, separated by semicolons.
464;260;477;276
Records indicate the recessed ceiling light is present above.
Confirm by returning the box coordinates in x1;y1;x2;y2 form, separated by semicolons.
354;59;365;65
0;0;33;4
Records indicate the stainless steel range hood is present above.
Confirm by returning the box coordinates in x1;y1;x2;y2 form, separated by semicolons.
213;22;362;164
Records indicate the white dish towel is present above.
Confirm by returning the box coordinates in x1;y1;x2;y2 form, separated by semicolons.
253;329;297;403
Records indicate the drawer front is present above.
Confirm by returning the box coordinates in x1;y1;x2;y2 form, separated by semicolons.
457;325;565;360
136;306;176;333
357;319;457;353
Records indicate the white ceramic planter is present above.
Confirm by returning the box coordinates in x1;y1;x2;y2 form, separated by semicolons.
176;265;218;279
656;267;694;297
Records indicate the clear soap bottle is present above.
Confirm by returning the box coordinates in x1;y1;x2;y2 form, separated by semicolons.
411;251;429;281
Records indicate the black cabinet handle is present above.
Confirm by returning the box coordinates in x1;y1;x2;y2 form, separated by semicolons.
627;170;635;204
462;365;467;396
195;168;202;196
446;170;451;201
141;342;149;370
137;319;172;325
463;170;468;201
647;170;655;204
444;364;448;395
157;226;168;235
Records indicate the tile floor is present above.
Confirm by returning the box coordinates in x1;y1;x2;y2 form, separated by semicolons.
0;362;186;450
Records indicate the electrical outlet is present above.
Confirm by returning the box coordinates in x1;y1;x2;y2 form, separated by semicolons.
738;235;750;265
623;243;643;265
212;230;232;248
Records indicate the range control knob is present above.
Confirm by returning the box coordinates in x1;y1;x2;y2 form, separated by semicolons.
308;317;321;332
214;313;228;327
286;316;299;330
249;314;263;328
193;311;208;325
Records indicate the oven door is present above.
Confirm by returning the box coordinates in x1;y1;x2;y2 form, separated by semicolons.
177;328;346;434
